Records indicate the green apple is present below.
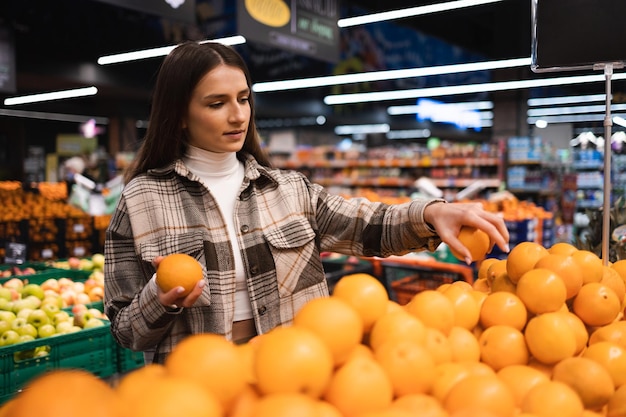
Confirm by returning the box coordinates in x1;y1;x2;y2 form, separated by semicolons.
34;346;50;357
41;303;60;319
79;259;94;271
3;278;24;291
18;334;35;343
22;295;42;309
37;323;56;338
0;298;14;312
13;299;38;313
27;309;50;328
42;295;64;309
11;317;29;332
51;311;71;326
21;283;45;300
0;287;13;301
91;253;105;270
0;319;11;334
0;310;16;323
16;308;34;320
55;321;74;334
83;318;105;329
16;322;38;338
0;329;20;346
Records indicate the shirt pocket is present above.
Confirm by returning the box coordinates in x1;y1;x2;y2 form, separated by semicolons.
137;231;210;306
263;217;323;298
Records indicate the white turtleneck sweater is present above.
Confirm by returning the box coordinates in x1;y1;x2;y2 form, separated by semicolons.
182;145;253;321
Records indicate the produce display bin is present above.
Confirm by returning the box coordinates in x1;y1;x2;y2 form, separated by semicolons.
0;267;92;286
0;320;116;405
322;256;375;293
115;345;145;375
381;256;474;304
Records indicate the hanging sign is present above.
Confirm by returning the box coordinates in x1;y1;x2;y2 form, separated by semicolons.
237;0;339;63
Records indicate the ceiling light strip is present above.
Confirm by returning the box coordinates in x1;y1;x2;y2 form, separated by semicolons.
528;103;626;117
528;113;626;125
338;0;505;27
97;35;246;65
527;94;607;107
252;58;530;92
0;108;108;124
388;100;493;115
324;73;626;105
4;86;98;106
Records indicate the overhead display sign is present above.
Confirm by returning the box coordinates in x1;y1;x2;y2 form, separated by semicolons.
237;0;339;63
93;0;196;23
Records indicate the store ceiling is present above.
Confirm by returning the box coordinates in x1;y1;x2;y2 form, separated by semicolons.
0;0;618;134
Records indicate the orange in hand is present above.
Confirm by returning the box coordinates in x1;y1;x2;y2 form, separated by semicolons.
449;226;490;263
155;253;203;296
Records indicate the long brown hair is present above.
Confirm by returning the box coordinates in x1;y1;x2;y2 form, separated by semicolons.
124;41;271;183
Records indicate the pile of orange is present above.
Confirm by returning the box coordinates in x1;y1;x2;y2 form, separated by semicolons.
3;241;626;417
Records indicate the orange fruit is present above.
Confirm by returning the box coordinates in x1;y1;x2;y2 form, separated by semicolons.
422;327;453;365
228;384;261;417
374;339;437;396
293;296;364;366
441;284;480;330
405;290;455;335
506;241;549;284
254;393;318;417
589;320;626;349
490;272;517;293
533;253;583;299
521;380;584;417
254;325;333;398
431;361;495;403
447;326;481;362
582;341;626;388
8;369;123;417
391;393;447;417
316;400;344;417
479;291;528;331
477;258;500;280
601;266;626;302
548;242;578;256
332;273;389;333
515;268;567;314
607;384;626;417
486;259;508;285
571;250;604;284
496;364;550;408
552;356;615;410
524;312;577;365
473;277;491;293
449;226;491;263
128;374;222;417
165;333;248;410
344;343;375;362
560;311;589;355
443;374;516;417
572;282;621;327
478;324;529;371
115;363;168;402
470;289;488;308
610;259;626;282
368;310;426;352
155;253;203;296
323;355;394;417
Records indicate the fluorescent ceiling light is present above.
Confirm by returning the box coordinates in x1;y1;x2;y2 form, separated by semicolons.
388;100;493;115
334;123;390;135
386;129;432;140
4;86;98;106
527;113;626;125
614;116;626;128
324;73;626;105
338;0;505;27
0;108;108;124
97;35;246;65
527;94;607;107
253;58;530;92
528;103;626;117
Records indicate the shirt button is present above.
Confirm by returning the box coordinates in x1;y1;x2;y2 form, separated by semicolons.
241;225;249;233
250;265;258;274
258;306;267;315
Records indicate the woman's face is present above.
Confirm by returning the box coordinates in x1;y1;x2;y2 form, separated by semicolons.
183;64;251;153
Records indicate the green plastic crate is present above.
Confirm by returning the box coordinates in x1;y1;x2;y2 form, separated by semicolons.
0;267;92;286
0;320;116;405
115;344;145;374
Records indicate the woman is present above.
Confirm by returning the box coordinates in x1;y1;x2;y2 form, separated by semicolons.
104;41;509;364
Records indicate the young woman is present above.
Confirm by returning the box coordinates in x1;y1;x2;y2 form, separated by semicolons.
103;41;509;364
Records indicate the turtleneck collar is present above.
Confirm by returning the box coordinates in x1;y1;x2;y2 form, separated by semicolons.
182;145;240;177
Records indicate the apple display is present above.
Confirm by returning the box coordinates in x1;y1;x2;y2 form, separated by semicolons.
42;295;64;309
21;283;45;300
37;323;56;338
27;309;50;328
40;278;60;292
11;317;29;332
41;303;60;319
16;322;38;338
16;308;34;319
13;299;38;313
0;320;11;334
0;287;13;301
67;257;81;269
51;311;71;326
0;298;15;312
18;334;35;343
55;321;74;334
0;329;20;346
88;286;104;302
21;295;42;309
91;253;105;270
75;292;91;305
3;278;24;291
83;318;105;329
0;311;16;323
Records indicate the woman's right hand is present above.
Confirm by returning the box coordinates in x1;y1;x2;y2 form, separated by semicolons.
152;256;205;308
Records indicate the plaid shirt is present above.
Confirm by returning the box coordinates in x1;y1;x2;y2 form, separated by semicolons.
104;153;442;363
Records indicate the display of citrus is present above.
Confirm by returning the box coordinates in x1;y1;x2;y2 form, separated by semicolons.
368;310;426;352
582;341;626;388
610;259;626;282
506;241;549;283
485;258;508;284
496;364;550;408
449;226;491;263
165;333;247;410
533;253;583;299
422;327;453;365
115;363;169;402
477;258;500;280
478;324;529;371
374;339;437;396
551;356;615;410
547;242;578;256
560;310;590;355
572;282;621;327
607;384;626;417
293;296;364;366
490;272;517;293
405;289;455;335
515;268;567;314
571;250;604;284
524;311;578;365
520;380;584;417
479;291;528;331
441;284;480;330
390;393;447;417
443;374;517;417
323;355;394;417
447;326;481;362
332;273;389;333
588;320;626;349
254;392;318;417
254;325;333;398
155;253;203;296
601;266;626;302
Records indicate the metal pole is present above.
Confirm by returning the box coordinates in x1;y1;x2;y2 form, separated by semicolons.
601;63;613;265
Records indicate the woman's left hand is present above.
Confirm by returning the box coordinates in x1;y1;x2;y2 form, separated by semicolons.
423;201;510;263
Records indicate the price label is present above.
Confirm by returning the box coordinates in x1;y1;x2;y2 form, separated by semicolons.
74;223;85;233
4;242;26;265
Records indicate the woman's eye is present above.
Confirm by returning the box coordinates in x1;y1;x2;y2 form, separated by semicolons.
239;97;250;103
208;102;224;108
